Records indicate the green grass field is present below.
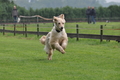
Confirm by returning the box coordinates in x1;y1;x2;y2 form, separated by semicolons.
0;22;120;80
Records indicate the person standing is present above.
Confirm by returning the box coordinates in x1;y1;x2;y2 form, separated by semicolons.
86;6;91;24
91;7;96;24
12;6;18;23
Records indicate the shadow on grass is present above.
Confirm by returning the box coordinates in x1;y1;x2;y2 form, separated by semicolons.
33;58;58;62
36;58;47;61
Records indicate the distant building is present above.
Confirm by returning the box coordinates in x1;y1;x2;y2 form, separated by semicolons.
28;0;31;3
28;0;37;3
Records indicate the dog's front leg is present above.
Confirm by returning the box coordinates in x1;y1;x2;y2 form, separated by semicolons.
53;43;65;54
61;39;68;50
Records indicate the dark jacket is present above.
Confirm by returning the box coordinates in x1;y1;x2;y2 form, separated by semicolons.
12;9;18;17
86;9;91;15
90;9;96;16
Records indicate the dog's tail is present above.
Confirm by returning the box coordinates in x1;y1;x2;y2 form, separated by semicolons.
39;36;46;45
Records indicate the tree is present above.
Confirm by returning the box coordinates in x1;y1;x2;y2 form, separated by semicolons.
29;7;34;16
1;0;10;3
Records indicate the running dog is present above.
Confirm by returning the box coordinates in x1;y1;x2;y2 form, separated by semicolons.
40;14;68;60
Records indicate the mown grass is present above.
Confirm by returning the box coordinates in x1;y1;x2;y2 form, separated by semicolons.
0;33;120;80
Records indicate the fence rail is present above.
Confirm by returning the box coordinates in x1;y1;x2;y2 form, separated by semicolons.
0;23;120;42
1;17;120;23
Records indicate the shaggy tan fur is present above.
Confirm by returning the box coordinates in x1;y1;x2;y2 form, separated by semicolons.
39;14;68;60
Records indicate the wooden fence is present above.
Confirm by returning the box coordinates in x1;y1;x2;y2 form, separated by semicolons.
0;23;120;42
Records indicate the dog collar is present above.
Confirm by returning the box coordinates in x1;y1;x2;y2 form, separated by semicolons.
56;29;61;33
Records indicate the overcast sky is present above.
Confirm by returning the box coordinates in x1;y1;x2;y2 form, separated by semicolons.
106;0;120;3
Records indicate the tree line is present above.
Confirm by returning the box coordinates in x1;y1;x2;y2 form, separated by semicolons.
13;0;101;9
0;0;120;22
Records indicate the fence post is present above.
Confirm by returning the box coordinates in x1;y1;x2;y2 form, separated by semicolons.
25;24;27;37
14;24;16;36
76;24;79;41
37;16;38;23
23;23;25;35
3;24;5;35
100;25;103;42
37;24;39;37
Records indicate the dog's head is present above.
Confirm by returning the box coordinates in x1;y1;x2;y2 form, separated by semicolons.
53;14;66;32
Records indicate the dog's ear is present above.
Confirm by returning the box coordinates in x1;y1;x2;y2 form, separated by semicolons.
59;14;64;19
53;16;58;22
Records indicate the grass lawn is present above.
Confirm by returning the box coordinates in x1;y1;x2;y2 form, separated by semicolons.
0;33;120;80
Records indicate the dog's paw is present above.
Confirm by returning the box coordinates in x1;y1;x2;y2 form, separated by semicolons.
61;50;65;54
48;57;52;60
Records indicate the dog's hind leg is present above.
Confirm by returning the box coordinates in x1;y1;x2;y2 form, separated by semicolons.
48;49;53;60
44;45;53;60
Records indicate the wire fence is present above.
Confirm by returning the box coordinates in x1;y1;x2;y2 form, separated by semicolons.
0;23;120;42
